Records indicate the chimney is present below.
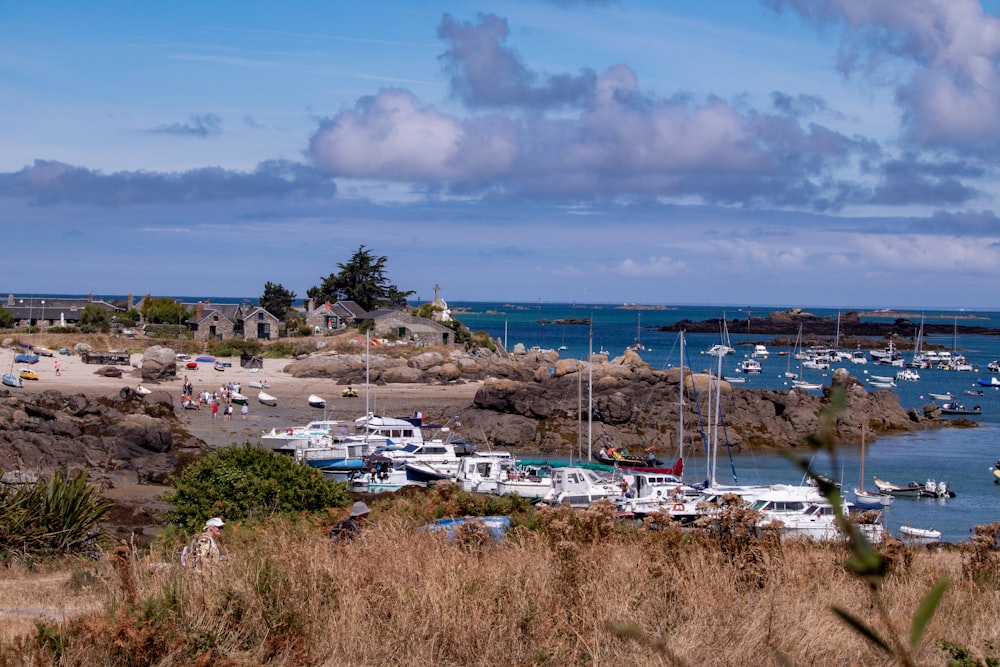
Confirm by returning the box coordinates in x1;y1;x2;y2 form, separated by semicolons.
308;298;315;313
88;292;93;302
197;301;203;320
127;293;134;309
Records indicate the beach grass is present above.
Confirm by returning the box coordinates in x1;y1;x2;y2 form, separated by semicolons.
1;489;998;666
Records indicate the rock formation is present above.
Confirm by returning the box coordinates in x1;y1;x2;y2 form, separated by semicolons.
0;388;193;487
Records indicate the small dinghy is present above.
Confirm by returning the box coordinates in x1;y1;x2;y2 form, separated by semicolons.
214;361;226;372
2;372;24;388
231;392;249;406
258;391;277;407
134;384;152;396
900;526;942;541
308;394;326;409
248;380;270;389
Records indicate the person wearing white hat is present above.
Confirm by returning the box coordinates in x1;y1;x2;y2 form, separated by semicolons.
182;517;226;567
328;502;370;542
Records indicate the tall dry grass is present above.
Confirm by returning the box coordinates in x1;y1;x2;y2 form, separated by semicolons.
2;501;998;666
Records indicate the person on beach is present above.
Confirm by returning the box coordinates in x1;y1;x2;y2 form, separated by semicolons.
181;517;226;568
224;403;233;421
240;403;248;419
54;360;61;376
211;402;219;419
329;502;370;542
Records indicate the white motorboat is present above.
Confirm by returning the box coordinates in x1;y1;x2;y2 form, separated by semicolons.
738;359;762;374
895;368;920;381
258;391;278;407
752;485;884;542
248;380;270;389
899;526;942;541
751;344;770;358
453;456;553;499
308;394;326;409
540;466;625;508
928;392;954;401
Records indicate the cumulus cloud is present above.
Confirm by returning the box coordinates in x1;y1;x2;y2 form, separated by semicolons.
149;113;224;137
309;88;519;182
308;13;880;210
437;13;598;109
0;159;336;205
765;0;1000;151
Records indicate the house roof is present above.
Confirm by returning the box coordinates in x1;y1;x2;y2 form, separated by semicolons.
370;310;453;334
3;294;120;321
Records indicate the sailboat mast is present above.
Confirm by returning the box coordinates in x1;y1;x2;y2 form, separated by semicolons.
678;332;685;463
711;351;723;486
587;322;593;463
859;422;866;493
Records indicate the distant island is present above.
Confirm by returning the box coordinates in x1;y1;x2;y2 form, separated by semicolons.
659;308;1000;347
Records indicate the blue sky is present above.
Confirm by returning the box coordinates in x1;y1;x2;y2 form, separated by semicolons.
3;0;1000;309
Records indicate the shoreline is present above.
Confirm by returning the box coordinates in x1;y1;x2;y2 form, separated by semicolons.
2;344;483;515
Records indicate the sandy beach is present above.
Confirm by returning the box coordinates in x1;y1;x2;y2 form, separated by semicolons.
3;345;483;508
5;346;482;445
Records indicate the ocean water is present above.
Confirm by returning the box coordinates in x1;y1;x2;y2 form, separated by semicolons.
453;302;1000;543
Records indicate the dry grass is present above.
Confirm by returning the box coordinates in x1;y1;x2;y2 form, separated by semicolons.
1;507;998;666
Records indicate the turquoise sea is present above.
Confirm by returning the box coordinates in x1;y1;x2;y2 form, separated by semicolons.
453;302;1000;543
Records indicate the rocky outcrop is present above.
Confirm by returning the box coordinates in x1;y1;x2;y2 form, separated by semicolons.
0;388;198;486
453;360;953;457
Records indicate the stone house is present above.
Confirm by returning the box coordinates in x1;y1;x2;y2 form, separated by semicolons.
237;305;281;341
186;301;280;341
367;309;455;346
303;299;368;334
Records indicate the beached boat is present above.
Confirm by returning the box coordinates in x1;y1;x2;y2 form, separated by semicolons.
18;368;39;380
134;384;152;395
308;394;326;409
248;380;270;389
34;346;56;357
14;353;39;364
258;391;278;407
214;361;225;372
2;372;24;388
230;392;249;405
899;526;942;541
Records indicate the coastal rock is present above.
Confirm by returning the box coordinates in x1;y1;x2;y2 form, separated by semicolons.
457;354;948;456
140;345;178;380
0;389;182;486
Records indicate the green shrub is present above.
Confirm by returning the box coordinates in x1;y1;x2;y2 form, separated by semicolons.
160;445;350;531
0;471;110;560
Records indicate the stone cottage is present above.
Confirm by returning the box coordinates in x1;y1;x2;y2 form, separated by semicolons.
367;309;455;346
303;299;368;334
